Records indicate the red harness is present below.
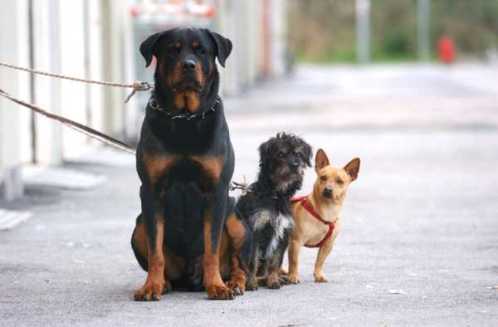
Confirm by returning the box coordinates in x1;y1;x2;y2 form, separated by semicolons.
291;196;335;248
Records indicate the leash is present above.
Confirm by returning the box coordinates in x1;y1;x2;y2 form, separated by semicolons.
230;174;250;194
0;61;153;154
0;88;136;154
0;61;153;103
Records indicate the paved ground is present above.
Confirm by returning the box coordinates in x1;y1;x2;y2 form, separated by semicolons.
1;64;497;326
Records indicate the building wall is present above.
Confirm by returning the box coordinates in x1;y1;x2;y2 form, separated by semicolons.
0;0;288;200
216;0;287;95
30;0;63;165
270;0;288;77
0;0;131;200
0;0;29;200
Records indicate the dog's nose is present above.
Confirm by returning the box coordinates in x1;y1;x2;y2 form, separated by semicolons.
290;159;299;168
323;188;333;198
183;59;196;70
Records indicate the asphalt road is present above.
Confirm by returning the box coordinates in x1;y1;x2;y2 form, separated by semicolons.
1;64;497;326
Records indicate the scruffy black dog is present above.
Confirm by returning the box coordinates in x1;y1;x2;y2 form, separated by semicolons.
235;133;312;290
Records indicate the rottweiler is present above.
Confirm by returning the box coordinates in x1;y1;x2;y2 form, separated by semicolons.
130;27;247;301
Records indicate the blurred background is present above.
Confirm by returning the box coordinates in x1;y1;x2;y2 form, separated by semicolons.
0;0;288;199
1;1;497;325
290;0;498;63
0;0;497;200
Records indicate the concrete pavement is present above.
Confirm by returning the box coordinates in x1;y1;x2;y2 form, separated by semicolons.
1;64;497;326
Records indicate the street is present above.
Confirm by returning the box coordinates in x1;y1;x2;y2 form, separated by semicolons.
1;64;497;326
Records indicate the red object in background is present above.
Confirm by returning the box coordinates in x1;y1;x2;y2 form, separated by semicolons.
130;5;140;17
204;6;216;18
438;36;456;64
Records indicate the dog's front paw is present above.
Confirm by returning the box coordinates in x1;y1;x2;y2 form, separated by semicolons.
267;281;281;289
246;276;259;291
288;273;301;284
279;274;290;285
266;274;281;289
206;283;234;300
314;274;328;283
134;278;165;301
227;277;246;296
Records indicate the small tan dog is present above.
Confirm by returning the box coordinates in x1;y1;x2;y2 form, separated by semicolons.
287;149;360;283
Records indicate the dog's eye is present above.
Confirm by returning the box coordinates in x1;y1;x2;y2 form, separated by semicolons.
195;47;206;55
320;176;327;182
279;151;285;158
168;45;181;55
336;178;344;185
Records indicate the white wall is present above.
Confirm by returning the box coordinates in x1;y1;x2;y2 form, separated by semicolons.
7;0;108;164
58;0;90;159
28;0;126;162
101;0;131;139
0;0;135;199
216;0;264;95
31;0;63;165
0;0;30;199
216;0;287;95
270;0;287;77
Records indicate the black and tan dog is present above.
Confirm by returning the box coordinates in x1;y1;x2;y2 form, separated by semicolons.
130;27;246;301
229;133;312;290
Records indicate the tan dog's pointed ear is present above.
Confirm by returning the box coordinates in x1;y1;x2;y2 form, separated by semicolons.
315;149;330;173
344;158;360;181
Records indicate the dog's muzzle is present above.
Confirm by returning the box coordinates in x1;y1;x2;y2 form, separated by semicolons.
322;188;333;198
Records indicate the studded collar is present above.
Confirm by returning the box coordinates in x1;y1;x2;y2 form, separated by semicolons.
148;95;220;121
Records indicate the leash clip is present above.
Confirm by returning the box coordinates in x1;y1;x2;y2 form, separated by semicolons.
125;81;153;103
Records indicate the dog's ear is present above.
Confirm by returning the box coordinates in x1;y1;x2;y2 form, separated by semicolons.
258;139;273;168
259;140;271;161
344;158;360;182
302;143;313;167
140;31;169;67
315;149;330;173
205;29;232;67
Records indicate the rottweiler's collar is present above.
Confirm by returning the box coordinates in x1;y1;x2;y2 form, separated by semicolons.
148;95;220;121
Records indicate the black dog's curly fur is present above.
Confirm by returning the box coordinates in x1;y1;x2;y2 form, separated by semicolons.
236;133;312;290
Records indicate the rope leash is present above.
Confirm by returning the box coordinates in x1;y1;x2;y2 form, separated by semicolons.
230;177;249;193
0;62;152;103
0;86;248;187
0;62;247;185
0;88;136;154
